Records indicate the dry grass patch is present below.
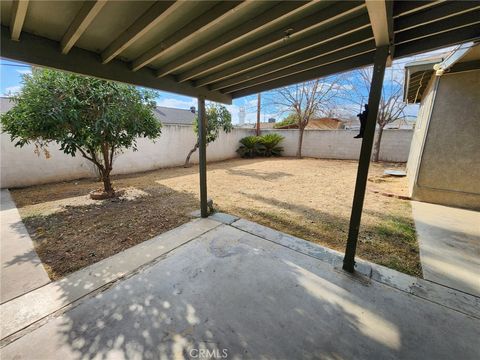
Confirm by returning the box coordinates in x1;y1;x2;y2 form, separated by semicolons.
11;157;421;279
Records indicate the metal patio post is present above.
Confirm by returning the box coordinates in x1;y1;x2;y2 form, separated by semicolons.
343;45;389;272
198;96;208;218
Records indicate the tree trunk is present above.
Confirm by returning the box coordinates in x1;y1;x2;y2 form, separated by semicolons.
184;142;199;167
102;170;114;196
373;125;384;162
100;144;115;197
296;126;305;158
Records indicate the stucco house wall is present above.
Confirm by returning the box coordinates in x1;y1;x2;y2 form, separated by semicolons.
407;69;480;210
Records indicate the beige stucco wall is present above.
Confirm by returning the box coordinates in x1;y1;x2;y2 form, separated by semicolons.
409;69;480;210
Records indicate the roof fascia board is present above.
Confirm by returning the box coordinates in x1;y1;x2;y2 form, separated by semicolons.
0;26;231;104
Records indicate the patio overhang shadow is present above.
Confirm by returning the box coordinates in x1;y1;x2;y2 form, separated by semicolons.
1;0;479;272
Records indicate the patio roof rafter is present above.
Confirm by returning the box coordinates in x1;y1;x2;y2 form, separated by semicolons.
221;40;376;94
395;1;480;33
60;0;108;55
392;0;445;18
230;51;375;99
395;10;480;46
172;1;366;82
149;0;312;79
209;28;375;91
199;2;480;90
195;13;372;88
9;0;29;41
100;1;178;64
131;1;248;72
394;23;480;58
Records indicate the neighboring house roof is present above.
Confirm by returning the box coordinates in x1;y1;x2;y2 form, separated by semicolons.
0;97;195;125
403;43;480;104
259;122;276;129
153;106;195;125
307;118;344;130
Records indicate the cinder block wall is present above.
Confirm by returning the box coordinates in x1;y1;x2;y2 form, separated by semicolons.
1;125;412;189
261;129;413;162
0;125;252;188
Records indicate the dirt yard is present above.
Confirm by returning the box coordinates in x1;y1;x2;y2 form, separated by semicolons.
11;158;421;279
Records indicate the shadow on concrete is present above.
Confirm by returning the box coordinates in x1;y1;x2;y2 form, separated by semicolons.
2;224;478;359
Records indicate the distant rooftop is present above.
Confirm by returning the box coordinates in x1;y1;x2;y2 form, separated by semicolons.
0;97;195;126
152;106;195;125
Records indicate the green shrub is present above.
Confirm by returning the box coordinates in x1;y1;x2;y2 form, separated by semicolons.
273;114;298;129
236;136;262;158
237;134;284;158
258;133;284;157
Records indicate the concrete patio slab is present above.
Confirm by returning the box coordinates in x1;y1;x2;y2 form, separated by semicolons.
1;189;50;303
0;218;220;339
232;218;480;318
2;220;479;359
412;201;480;297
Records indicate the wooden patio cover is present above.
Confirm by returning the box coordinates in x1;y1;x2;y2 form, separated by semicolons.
1;1;479;105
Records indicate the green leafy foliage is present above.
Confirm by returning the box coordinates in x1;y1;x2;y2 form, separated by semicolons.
258;133;284;157
236;136;262;158
237;134;284;158
193;104;233;143
0;68;161;195
273;113;298;129
185;103;232;167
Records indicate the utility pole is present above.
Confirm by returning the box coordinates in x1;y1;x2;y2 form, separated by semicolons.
256;93;261;136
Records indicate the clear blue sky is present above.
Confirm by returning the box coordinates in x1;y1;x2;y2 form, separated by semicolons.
1;48;453;124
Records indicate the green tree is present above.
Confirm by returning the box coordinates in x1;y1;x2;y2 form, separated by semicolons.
1;68;161;198
184;104;232;167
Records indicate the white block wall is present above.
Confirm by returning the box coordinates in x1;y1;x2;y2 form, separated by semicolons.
0;125;251;188
1;125;412;188
261;129;413;162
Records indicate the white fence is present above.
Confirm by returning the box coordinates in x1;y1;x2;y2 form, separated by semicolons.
262;129;413;162
1;125;412;188
0;125;251;188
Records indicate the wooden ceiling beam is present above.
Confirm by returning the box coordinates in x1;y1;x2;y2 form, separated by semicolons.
10;0;29;41
61;0;107;55
101;1;178;64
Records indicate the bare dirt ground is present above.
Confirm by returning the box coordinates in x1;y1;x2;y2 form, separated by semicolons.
11;158;421;279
